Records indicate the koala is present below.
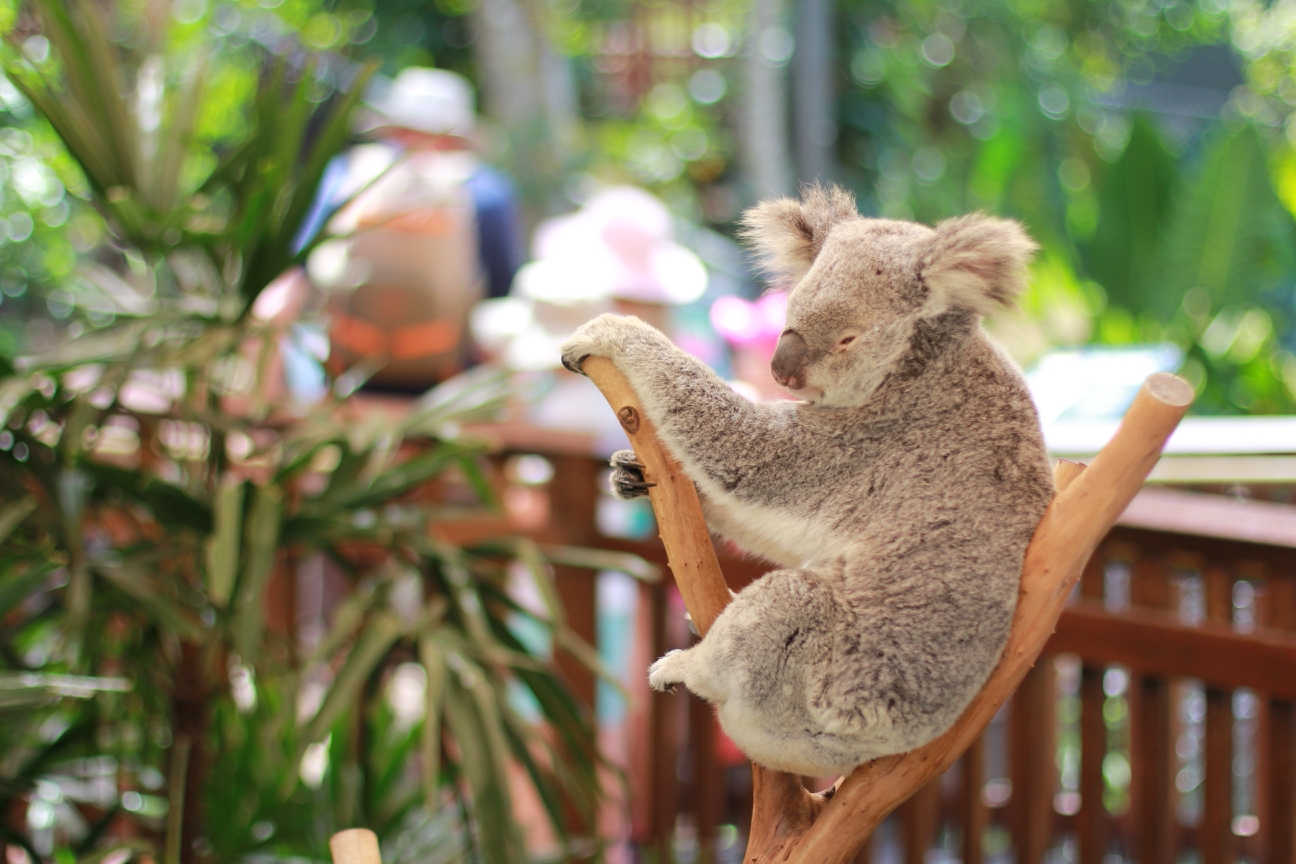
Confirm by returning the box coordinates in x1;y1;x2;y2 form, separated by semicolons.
559;185;1055;778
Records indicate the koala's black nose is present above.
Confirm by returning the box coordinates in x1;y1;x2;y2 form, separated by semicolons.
771;330;808;390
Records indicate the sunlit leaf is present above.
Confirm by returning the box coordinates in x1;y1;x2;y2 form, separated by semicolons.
298;610;403;751
96;561;206;642
0;497;36;546
204;477;244;609
1158;126;1296;317
539;544;660;583
232;485;283;659
1086;116;1178;315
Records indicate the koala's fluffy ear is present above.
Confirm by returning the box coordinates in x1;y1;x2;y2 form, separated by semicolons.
920;214;1038;316
739;184;858;285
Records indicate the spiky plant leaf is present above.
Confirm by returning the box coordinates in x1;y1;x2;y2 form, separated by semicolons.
1085;116;1179;315
1158;126;1296;317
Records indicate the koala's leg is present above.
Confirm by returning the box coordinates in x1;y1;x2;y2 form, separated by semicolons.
647;568;863;776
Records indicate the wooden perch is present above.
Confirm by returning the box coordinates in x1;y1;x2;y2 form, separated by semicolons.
329;829;381;864
582;357;1193;864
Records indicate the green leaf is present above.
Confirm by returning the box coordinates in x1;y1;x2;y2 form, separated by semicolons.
0;673;131;708
0;711;95;810
1085;116;1178;315
95;561;206;642
204;478;244;609
304;587;376;670
1158;126;1296;317
441;657;526;864
231;485;283;659
154;55;208;213
0;560;58;620
280;60;378;252
416;633;448;809
499;708;567;836
83;464;212;533
72;841;154;864
405;366;511;435
55;0;138;187
18;320;150;371
539;544;660;583
331;445;472;510
0;497;37;546
298;610;403;750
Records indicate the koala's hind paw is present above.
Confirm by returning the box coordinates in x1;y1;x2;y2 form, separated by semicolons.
648;650;688;694
609;449;656;499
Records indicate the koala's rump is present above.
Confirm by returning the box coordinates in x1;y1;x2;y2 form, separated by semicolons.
817;539;1023;748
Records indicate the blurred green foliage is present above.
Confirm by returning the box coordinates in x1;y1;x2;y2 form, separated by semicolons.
830;0;1296;413
0;1;1293;414
0;2;615;862
493;0;1296;414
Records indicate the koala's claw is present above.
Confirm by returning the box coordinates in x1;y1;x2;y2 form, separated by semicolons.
561;353;589;375
609;449;655;499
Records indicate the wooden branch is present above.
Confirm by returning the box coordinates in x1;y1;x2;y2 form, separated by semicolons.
329;829;381;864
582;358;1193;864
582;357;732;635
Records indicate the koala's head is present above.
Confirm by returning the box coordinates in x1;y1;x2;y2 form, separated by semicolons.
739;185;1037;408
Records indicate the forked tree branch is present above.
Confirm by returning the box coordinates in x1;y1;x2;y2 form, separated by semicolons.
582;357;1193;864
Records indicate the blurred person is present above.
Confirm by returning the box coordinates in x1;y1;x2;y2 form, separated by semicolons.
470;185;709;447
303;67;524;391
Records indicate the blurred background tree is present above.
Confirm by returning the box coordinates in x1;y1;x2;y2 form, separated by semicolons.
0;2;614;863
3;0;1296;414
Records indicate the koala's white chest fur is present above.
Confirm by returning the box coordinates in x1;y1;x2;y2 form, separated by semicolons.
695;472;839;570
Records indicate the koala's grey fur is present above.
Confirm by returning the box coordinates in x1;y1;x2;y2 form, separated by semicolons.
559;186;1055;777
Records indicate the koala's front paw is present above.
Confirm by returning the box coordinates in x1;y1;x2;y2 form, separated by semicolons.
648;649;688;694
559;314;659;374
609;449;655;499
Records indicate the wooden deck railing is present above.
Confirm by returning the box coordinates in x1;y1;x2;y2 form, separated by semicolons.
481;437;1296;864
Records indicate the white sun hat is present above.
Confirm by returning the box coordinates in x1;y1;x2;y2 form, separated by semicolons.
362;67;475;138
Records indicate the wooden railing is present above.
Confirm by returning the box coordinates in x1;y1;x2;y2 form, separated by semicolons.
478;437;1296;864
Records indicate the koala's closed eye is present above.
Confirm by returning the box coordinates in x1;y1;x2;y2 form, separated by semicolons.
837;335;857;349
